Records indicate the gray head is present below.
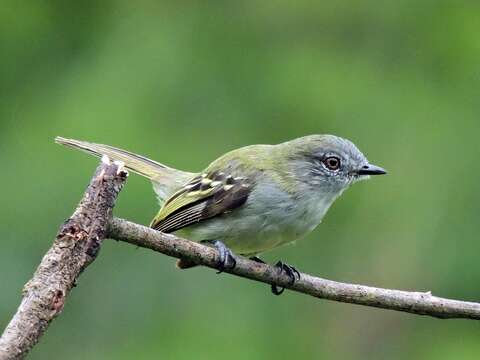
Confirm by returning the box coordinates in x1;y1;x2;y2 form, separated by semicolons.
285;134;386;193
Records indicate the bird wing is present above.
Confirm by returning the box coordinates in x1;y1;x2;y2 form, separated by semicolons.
150;170;251;233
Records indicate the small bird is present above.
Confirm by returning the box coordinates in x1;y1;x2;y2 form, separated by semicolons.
56;135;386;294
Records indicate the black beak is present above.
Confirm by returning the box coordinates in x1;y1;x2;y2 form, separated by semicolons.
357;164;387;176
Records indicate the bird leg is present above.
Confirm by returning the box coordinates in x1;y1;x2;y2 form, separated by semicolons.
202;240;237;273
271;261;301;296
248;257;301;295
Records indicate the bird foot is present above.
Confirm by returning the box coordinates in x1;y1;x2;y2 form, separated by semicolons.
271;261;301;296
248;257;300;295
249;256;265;264
203;240;237;273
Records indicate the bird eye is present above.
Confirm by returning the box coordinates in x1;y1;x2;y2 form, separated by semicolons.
322;156;341;171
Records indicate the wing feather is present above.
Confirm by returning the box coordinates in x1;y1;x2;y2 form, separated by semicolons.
155;202;207;233
150;171;251;233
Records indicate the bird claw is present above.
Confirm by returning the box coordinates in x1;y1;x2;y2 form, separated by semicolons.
207;240;236;273
271;261;301;296
249;256;265;264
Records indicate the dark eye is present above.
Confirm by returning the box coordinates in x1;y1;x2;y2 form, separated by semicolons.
322;156;341;171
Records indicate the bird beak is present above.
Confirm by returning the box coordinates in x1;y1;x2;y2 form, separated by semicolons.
357;164;387;176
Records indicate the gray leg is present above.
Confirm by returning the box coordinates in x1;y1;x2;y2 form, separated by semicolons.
249;257;301;296
202;240;237;273
271;261;301;296
249;256;265;263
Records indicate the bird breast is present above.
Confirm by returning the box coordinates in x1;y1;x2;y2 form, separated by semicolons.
177;180;338;255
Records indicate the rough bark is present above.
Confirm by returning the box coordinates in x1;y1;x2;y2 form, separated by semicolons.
0;159;128;360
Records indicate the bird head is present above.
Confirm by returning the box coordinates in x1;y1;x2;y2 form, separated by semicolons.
284;134;387;194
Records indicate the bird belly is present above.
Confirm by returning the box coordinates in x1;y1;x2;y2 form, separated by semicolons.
176;211;302;255
175;182;336;255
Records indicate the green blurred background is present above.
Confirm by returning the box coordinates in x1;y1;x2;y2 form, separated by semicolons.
1;1;480;359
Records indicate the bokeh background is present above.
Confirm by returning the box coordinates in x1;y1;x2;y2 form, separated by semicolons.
1;1;480;359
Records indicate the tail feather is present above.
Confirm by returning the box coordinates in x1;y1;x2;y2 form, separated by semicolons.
55;137;194;201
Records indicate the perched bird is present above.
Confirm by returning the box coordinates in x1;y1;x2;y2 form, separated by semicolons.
56;135;386;294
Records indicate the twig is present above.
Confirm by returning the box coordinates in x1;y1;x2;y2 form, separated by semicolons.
108;218;480;320
0;159;128;360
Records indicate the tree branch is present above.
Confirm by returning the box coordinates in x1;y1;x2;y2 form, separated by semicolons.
108;217;480;320
2;159;480;360
0;159;128;360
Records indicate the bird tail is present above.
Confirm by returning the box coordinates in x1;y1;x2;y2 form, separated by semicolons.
55;137;194;200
